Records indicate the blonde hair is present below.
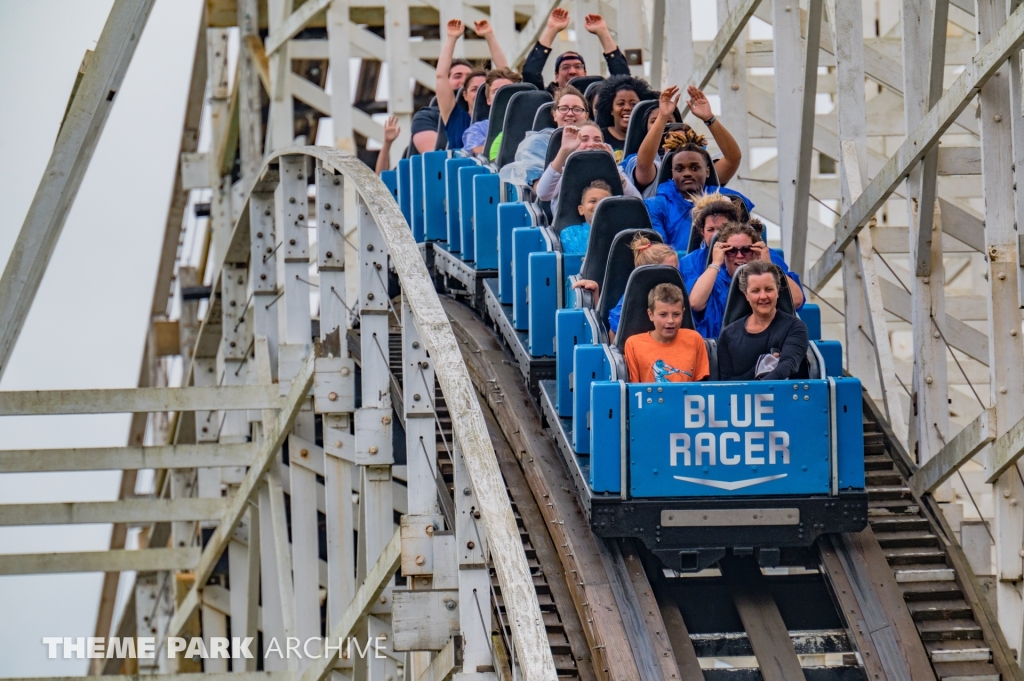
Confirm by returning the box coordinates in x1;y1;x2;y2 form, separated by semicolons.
630;232;676;266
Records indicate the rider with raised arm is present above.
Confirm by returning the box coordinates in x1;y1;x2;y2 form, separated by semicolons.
630;85;743;194
522;9;631;93
435;19;510;151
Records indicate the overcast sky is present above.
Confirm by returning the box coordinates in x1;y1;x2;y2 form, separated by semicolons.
0;0;747;675
0;0;203;674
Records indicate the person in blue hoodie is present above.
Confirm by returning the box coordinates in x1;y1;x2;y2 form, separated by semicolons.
643;127;753;252
687;222;804;338
677;193;744;283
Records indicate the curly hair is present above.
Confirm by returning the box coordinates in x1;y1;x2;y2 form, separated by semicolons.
692;194;741;238
594;75;656;129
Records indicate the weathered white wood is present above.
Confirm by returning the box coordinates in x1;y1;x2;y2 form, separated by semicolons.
0;498;228;526
0;0;157;379
717;0;749;178
0;548;199;575
686;0;761;93
165;350;314;639
937;146;982;175
268;0;296;150
0;442;254;472
327;1;355;153
181;151;212;189
974;0;1024;651
772;0;811;273
393;590;460;650
988;413;1024;483
510;0;563;66
806;0;1024;290
877;278;989;365
298;529;401;681
910;408;997;497
259;462;299;672
0;385;282;415
385;0;413;156
266;0;332;54
238;0;264;179
900;0;950;468
6;671;288;675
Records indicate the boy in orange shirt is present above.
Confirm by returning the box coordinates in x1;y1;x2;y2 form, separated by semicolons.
624;283;710;383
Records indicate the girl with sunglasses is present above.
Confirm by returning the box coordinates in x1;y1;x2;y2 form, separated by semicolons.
686;222;804;338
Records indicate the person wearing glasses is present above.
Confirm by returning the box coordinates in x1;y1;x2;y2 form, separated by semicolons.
499;85;589;188
522;9;631;94
687;222;804;338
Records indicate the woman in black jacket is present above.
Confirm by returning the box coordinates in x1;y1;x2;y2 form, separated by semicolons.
718;260;809;381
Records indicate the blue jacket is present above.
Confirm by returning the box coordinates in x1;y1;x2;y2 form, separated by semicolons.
644;182;754;251
686;249;804;338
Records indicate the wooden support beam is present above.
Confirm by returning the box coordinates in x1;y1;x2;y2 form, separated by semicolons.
910;408;997;497
265;0;331;54
986;412;1024;483
0;440;253;473
166;349;315;639
0;498;228;526
416;635;463;681
0;548;199;575
806;1;1024;291
685;0;762;94
6;675;290;681
877;277;989;365
0;0;157;379
0;385;283;416
719;556;805;681
297;529;401;681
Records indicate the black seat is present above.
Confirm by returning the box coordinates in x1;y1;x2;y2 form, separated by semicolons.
655;149;722;190
569;75;605;94
622;99;658;159
584;81;605;105
533;102;555;131
482;83;537;157
614;265;694;352
496;90;552;168
552;150;623;231
543;127;565;169
579;197;652;281
597;228;663;330
438;87;471;150
720;267;812;379
471;86;490;123
536;128;565;221
720;262;795;330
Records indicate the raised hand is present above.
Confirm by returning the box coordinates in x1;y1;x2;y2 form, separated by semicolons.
383;116;400;143
561;125;582;152
446;19;465;39
547;8;570;32
750;242;772;263
712;241;731;267
687;85;713;122
473;19;493;37
660;85;681;118
583;14;608;35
